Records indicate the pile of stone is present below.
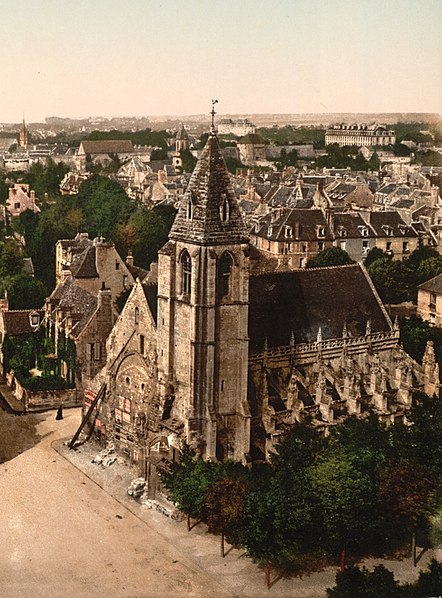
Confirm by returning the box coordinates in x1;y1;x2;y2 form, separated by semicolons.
92;443;117;468
127;477;147;499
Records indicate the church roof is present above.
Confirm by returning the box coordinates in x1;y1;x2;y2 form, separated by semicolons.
79;140;133;155
169;132;249;245
248;263;391;353
142;283;158;325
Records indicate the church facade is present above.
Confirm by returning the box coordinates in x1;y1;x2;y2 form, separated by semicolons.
84;130;438;495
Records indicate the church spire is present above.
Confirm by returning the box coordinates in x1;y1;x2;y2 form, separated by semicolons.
169;103;248;246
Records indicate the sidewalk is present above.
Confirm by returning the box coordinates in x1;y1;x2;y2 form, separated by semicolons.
54;436;437;598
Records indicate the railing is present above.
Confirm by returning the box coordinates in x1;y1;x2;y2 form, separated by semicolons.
250;330;400;362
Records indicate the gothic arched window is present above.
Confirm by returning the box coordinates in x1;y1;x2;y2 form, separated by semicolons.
180;250;192;295
217;251;233;298
186;199;193;220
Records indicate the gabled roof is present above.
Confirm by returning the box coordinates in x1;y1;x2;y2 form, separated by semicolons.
70;246;98;278
248;264;391;353
253;208;331;242
79;140;133;155
418;273;442;294
332;213;375;238
2;310;44;336
169;132;248;245
368;212;418;237
141;283;158;325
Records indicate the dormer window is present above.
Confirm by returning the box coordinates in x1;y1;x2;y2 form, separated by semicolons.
29;311;40;327
285;226;293;238
317;226;325;238
359;226;369;237
220;194;230;223
268;226;273;237
338;227;347;237
382;225;394;236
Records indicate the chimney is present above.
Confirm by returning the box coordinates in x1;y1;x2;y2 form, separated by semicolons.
431;185;439;208
61;269;72;283
30;190;35;205
126;251;134;267
158;169;166;184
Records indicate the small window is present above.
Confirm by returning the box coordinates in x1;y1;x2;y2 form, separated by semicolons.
220;195;230;223
318;241;324;251
180;250;192;295
186;199;193;220
115;261;120;270
386;241;392;251
340;241;346;251
135;306;140;325
124;398;131;413
430;293;437;308
140;334;145;354
94;343;101;360
403;241;409;253
362;240;369;249
218;252;233;298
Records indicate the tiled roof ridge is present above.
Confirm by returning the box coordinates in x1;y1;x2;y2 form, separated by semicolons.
251;263;360;276
3;308;43;313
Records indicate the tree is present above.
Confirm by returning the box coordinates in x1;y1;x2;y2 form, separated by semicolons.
180;149;197;173
3;274;48;309
366;257;408;304
306;247;354;268
364;246;388;267
159;445;222;530
327;565;400;598
0;240;24;278
378;460;438;562
309;450;379;555
204;478;249;557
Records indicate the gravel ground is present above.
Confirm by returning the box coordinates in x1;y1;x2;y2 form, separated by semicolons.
0;408;439;598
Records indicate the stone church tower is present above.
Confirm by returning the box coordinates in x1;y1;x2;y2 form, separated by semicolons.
157;128;251;462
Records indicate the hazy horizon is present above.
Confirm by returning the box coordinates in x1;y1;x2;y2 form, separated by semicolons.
1;0;441;122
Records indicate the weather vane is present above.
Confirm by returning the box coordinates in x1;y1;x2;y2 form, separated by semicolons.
210;99;218;131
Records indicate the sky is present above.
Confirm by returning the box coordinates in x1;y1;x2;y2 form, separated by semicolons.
0;0;441;122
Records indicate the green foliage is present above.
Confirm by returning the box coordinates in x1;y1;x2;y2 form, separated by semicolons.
3;274;48;310
179;149;197;173
414;150;442;167
327;565;400;598
76;175;134;240
224;156;247;174
116;204;176;270
275;147;299;168
256;126;325;149
306;247;354;268
160;444;223;522
364;246;388;267
315;144;375;171
0;239;23;278
204;478;249;548
23;158;68;199
150;147;169;160
392;122;435;144
378;461;438;532
88;128;169;148
409;558;442;596
367;258;408;304
399;315;442;369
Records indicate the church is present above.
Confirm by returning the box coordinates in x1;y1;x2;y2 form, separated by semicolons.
83;125;438;495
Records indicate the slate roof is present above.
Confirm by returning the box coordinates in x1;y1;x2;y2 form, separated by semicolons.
368;212;418;237
169;132;248;245
70;246;98;278
142;283;158;325
332;213;375;238
418;273;442;294
48;276;98;338
2;310;44;336
253;209;331;242
248;264;391;353
79;140;133;154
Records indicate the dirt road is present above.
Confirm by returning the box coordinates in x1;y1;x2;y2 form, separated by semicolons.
0;409;231;598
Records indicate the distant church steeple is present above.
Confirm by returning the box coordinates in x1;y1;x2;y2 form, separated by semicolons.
19;114;28;149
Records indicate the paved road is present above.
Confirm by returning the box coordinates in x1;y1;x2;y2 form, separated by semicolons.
0;409;231;598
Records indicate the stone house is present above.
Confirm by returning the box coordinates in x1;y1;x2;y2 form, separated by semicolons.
6;184;40;218
250;208;333;269
80;130;437;497
417;274;442;326
365;211;419;259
